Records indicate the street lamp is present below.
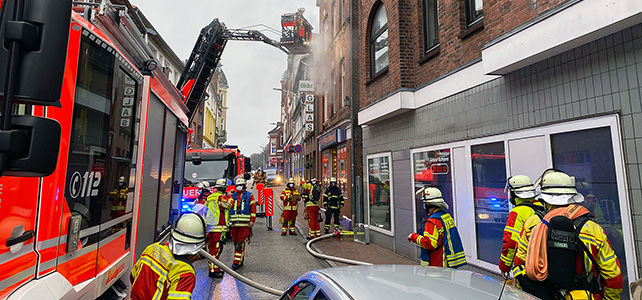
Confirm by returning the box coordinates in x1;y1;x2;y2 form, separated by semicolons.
273;87;304;104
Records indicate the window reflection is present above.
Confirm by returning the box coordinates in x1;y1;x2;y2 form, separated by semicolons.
552;127;629;298
368;156;391;230
413;149;453;231
471;142;507;265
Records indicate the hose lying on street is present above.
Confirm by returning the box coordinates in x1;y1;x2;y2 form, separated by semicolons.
198;249;284;296
305;233;373;266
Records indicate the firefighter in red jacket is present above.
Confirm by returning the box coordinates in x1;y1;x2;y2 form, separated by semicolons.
130;213;206;300
280;177;301;236
498;175;545;278
304;178;321;239
109;176;128;218
229;178;256;270
195;181;211;205
204;179;233;278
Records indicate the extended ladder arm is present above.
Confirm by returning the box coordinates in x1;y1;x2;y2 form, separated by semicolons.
225;29;290;55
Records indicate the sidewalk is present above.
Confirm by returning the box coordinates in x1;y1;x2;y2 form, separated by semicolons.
288;201;418;267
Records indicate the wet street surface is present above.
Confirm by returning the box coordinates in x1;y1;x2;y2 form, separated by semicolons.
192;186;329;300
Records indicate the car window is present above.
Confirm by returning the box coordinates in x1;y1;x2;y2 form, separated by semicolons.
280;280;316;300
313;290;329;300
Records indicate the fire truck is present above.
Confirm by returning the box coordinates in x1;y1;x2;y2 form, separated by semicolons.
181;146;251;212
0;0;312;299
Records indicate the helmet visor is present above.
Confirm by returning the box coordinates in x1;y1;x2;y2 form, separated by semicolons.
541;193;584;205
169;237;205;255
514;190;538;199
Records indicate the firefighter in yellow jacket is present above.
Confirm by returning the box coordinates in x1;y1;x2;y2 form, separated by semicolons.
498;175;545;277
130;213;206;300
204;179;233;278
513;170;622;300
280;178;301;236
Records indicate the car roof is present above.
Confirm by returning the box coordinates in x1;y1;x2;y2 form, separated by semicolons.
312;265;537;300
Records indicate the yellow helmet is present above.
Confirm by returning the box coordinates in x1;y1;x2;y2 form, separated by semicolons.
235;178;246;186
118;176;126;184
539;171;584;205
330;177;337;183
287;177;295;184
507;175;535;192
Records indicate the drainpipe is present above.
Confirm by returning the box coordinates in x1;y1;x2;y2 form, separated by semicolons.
349;0;362;223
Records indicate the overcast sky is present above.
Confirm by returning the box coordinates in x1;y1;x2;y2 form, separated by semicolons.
130;0;319;155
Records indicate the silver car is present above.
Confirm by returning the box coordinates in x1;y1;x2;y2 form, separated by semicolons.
279;265;538;300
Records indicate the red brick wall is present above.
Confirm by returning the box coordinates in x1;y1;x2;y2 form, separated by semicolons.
358;0;573;109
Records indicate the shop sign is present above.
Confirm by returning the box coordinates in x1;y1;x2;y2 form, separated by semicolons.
305;94;314;103
319;128;346;150
305;113;313;122
299;80;314;92
305;123;314;131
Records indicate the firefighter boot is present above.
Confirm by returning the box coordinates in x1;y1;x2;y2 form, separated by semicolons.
209;271;224;278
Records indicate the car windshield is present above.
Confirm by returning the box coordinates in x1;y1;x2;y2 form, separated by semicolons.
184;159;232;186
265;168;277;175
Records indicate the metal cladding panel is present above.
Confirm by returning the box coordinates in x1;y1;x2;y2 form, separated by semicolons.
136;94;164;259
157;113;177;232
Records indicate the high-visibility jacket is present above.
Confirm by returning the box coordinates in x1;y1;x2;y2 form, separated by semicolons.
323;186;344;209
499;198;545;272
110;187;128;217
205;190;233;232
130;242;196;300
229;190;256;225
514;204;622;300
410;209;466;268
280;188;300;211
301;183;316;207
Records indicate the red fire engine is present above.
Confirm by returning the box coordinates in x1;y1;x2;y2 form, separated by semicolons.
0;0;312;298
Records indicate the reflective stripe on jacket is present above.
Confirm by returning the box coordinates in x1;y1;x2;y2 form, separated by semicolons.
130;242;196;300
499;198;544;272
280;188;300;211
205;191;232;232
515;204;623;299
411;209;466;268
230;191;256;224
323;186;344;209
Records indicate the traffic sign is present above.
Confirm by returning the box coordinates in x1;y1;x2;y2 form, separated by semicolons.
294;144;302;153
271;157;278;164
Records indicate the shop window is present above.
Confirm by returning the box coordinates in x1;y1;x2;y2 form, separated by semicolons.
367;154;392;231
338;146;348;195
413;149;453;232
471;142;507;265
370;3;388;77
465;0;483;27
552;127;629;298
322;149;331;186
423;0;439;52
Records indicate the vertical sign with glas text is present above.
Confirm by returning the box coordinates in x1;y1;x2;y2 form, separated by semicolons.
305;94;314;132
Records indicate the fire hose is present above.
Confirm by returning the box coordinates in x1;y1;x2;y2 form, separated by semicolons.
305;233;373;266
198;249;284;296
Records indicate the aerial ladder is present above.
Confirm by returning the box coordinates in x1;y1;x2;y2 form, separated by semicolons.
177;9;313;123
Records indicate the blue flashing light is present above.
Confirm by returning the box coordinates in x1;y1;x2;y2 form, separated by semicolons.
493;204;501;208
182;204;190;212
490;197;497;201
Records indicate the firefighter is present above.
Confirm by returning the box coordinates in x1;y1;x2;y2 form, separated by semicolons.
514;170;622;300
499;175;545;278
280;177;301;236
252;168;261;188
305;178;322;239
229;178;256;270
323;177;344;234
130;213;206;300
204;179;233;278
407;187;466;268
195;181;211;205
109;176;128;219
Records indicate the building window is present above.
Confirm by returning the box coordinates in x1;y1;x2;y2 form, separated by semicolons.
323;15;329;50
367;153;392;232
465;0;483;27
471;141;507;265
413;149;453;232
340;0;345;24
340;60;345;108
338;146;348;195
423;0;439;52
333;1;338;36
370;3;388;77
331;69;336;114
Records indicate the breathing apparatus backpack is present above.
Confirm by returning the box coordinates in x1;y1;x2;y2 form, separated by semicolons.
547;214;601;293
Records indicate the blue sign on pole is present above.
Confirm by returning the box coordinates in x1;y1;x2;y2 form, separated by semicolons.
294;144;302;153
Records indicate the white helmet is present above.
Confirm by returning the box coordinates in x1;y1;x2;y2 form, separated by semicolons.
235;178;246;186
214;178;227;189
172;213;206;244
506;175;538;199
538;171;584;205
421;187;449;211
196;181;210;189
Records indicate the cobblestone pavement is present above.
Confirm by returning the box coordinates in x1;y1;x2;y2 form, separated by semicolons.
193;186;329;300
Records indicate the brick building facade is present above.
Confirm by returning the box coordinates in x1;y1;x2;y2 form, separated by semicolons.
355;0;642;295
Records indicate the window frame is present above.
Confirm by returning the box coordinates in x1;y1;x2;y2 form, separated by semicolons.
422;0;440;53
408;114;636;278
369;3;389;78
464;0;483;27
366;152;394;236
